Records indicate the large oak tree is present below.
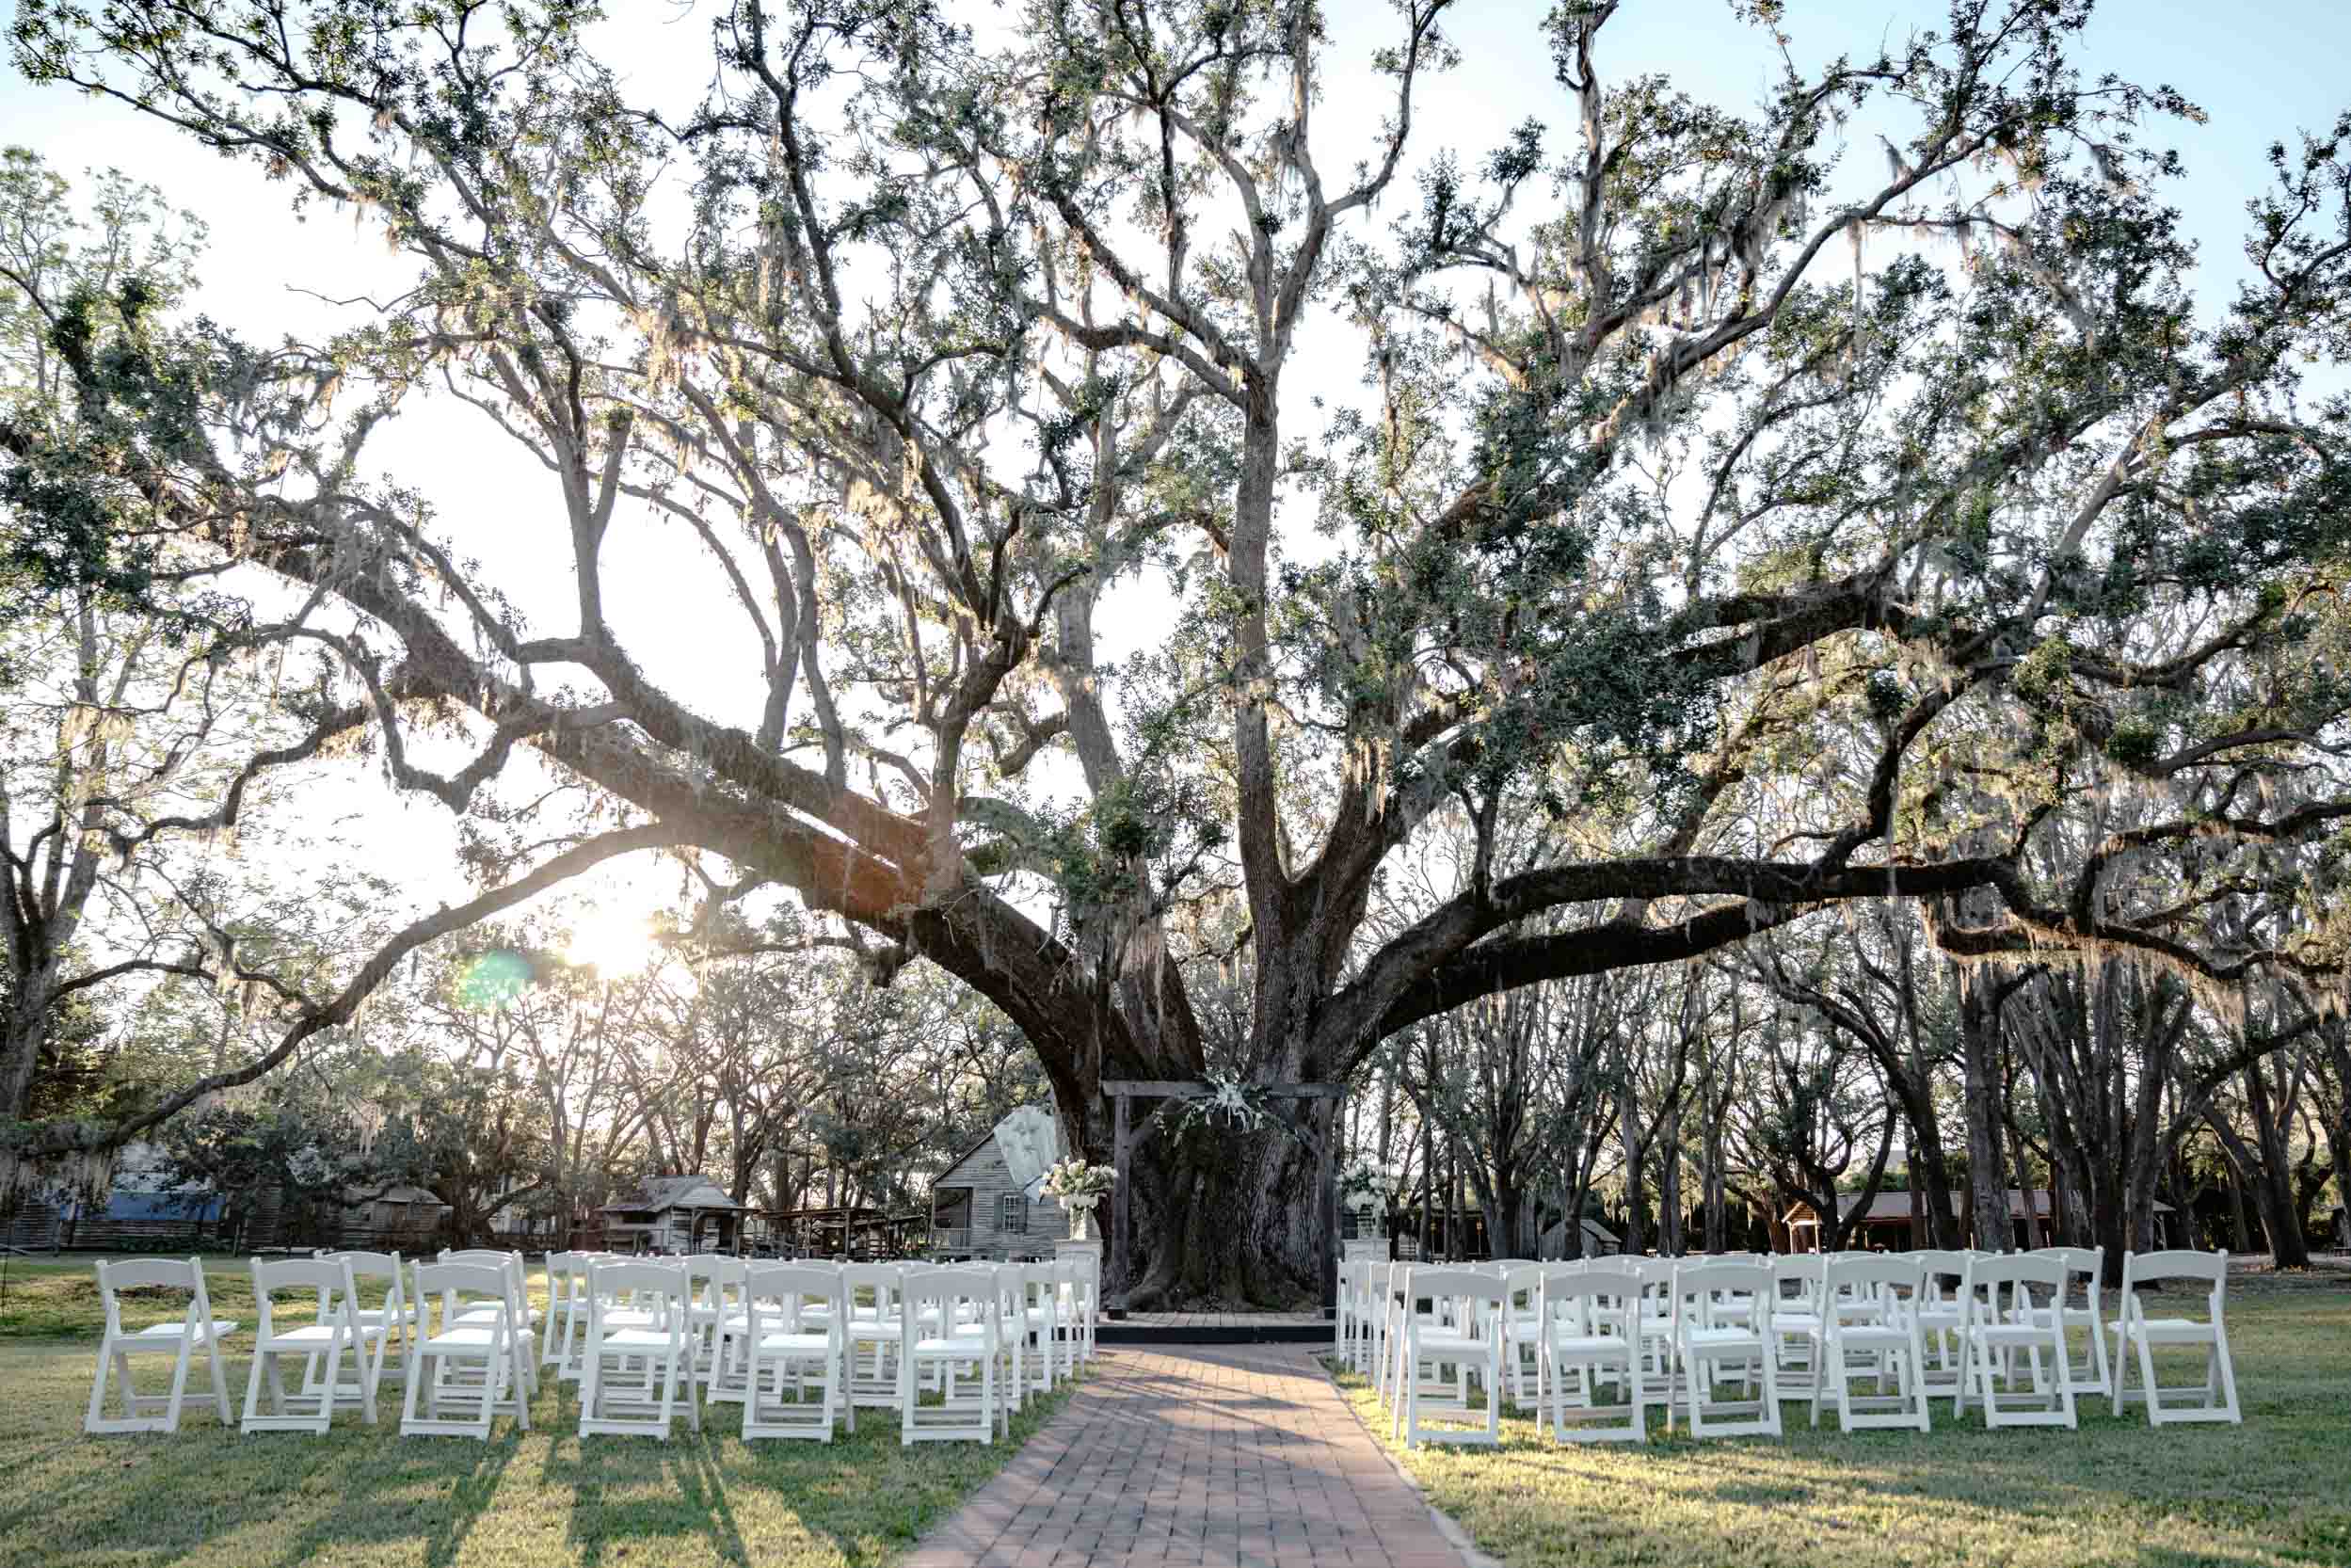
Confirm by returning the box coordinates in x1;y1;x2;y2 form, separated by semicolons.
10;0;2350;1301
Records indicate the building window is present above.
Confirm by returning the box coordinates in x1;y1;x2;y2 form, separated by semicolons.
999;1193;1029;1235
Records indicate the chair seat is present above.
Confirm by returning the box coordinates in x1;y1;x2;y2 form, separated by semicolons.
1547;1332;1630;1356
2109;1316;2218;1343
261;1323;373;1348
597;1329;681;1353
424;1328;504;1352
843;1319;903;1338
1411;1332;1487;1356
1778;1312;1823;1333
911;1336;983;1355
756;1332;837;1353
353;1306;416;1325
1830;1323;1913;1348
125;1320;238;1344
594;1310;660;1330
1967;1323;2053;1347
1683;1327;1763;1351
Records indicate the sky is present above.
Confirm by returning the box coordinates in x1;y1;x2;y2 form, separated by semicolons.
1;0;2345;952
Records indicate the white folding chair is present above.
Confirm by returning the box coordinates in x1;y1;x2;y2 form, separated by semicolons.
1956;1253;2077;1429
546;1251;602;1382
1538;1264;1646;1443
900;1266;1001;1445
2109;1250;2242;1425
402;1260;530;1439
83;1257;237;1434
540;1250;585;1372
1808;1254;1931;1432
1497;1263;1545;1409
580;1260;700;1440
1910;1249;1971;1399
241;1255;377;1433
1063;1250;1100;1363
743;1264;850;1440
1765;1253;1826;1399
1396;1267;1506;1448
838;1263;906;1411
1014;1263;1060;1398
697;1257;755;1403
2014;1245;2110;1399
317;1250;413;1394
440;1248;538;1396
1669;1260;1782;1438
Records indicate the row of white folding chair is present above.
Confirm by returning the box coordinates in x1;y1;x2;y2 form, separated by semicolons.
1357;1247;2239;1446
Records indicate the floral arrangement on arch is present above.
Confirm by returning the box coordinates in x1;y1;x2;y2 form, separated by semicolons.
1173;1074;1274;1134
1338;1158;1399;1207
1042;1157;1117;1202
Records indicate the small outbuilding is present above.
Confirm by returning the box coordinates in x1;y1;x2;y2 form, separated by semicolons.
1781;1188;2180;1252
599;1174;743;1254
340;1183;453;1247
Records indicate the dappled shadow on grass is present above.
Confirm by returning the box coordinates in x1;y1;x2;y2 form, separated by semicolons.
0;1347;1086;1568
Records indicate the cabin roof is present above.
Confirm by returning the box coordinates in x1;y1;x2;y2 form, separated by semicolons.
600;1174;741;1214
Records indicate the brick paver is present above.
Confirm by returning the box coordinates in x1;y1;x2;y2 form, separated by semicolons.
901;1345;1468;1568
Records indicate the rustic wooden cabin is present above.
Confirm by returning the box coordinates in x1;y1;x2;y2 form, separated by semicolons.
929;1108;1061;1257
339;1183;452;1248
1781;1188;2181;1252
599;1174;743;1253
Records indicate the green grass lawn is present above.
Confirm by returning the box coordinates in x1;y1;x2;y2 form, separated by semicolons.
1334;1275;2351;1568
0;1256;1076;1568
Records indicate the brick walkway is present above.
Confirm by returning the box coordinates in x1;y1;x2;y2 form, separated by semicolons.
901;1345;1469;1568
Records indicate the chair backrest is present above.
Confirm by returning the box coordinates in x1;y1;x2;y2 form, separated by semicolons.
2026;1244;2101;1304
1771;1252;1825;1304
320;1249;403;1289
413;1261;515;1335
902;1266;1000;1343
253;1254;354;1297
1536;1262;1639;1336
92;1256;211;1338
2119;1249;2228;1316
840;1262;902;1318
1823;1252;1922;1310
441;1248;518;1267
744;1264;841;1331
1501;1263;1543;1316
1671;1260;1771;1331
1960;1250;2066;1318
681;1255;728;1310
1018;1262;1058;1310
1409;1267;1507;1338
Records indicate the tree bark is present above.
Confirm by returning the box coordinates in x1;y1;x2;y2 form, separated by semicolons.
1959;971;2012;1249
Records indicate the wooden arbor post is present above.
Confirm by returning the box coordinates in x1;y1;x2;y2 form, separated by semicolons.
1100;1080;1348;1315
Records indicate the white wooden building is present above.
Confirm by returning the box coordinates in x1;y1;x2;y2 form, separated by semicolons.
929;1106;1062;1257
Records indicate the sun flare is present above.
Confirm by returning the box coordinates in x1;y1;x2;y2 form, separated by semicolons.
564;908;656;975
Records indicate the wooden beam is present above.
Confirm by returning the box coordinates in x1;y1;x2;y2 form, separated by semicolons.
1111;1090;1131;1309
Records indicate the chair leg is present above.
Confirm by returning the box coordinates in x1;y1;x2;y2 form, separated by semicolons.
2135;1331;2163;1427
84;1340;119;1433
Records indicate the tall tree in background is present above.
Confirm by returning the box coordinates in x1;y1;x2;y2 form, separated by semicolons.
8;1;2349;1299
